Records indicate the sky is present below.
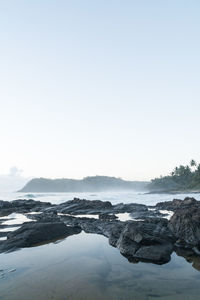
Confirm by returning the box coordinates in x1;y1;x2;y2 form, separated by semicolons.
0;0;200;181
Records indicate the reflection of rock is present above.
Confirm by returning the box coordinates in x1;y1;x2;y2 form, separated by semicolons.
175;247;200;271
0;222;81;252
130;210;165;219
57;215;175;264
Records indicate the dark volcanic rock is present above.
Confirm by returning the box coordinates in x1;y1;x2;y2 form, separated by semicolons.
0;222;81;253
99;213;117;220
155;197;198;211
169;203;200;250
109;219;175;264
62;214;176;264
11;199;52;211
53;198;112;214
0;200;11;209
113;203;147;214
60;215;119;238
130;210;164;220
27;211;60;223
1;196;200;265
50;198;150;217
0;199;52;217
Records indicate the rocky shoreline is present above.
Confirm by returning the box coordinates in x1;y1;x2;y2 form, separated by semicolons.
0;197;200;265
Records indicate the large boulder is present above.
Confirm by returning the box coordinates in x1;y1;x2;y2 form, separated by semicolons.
169;204;200;249
109;219;175;264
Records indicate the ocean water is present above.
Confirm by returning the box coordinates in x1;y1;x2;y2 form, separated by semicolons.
0;190;200;206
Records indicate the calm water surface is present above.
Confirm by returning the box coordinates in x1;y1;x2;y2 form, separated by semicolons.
1;191;200;299
0;232;200;300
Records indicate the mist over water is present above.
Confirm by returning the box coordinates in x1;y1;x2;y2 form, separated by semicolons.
1;191;200;206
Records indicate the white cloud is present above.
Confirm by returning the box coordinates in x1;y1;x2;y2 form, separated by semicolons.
0;167;30;192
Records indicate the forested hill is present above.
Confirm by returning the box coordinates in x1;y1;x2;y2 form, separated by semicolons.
19;176;148;192
148;160;200;192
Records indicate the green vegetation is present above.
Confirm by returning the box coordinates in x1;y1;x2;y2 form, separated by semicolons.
148;160;200;192
19;176;148;193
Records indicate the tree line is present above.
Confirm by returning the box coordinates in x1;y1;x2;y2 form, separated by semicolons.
149;160;200;191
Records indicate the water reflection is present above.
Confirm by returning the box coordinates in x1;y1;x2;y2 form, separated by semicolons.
0;213;34;234
58;213;99;219
175;247;200;271
159;210;174;220
0;213;33;226
0;232;200;300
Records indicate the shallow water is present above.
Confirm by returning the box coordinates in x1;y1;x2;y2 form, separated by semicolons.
0;213;33;226
0;232;200;300
0;213;34;235
115;212;137;221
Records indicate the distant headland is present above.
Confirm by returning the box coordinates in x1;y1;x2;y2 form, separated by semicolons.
18;160;200;194
18;176;149;193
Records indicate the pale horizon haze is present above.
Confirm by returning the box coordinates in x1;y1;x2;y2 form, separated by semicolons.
0;1;200;182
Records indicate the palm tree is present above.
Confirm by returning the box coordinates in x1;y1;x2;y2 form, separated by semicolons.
190;159;197;171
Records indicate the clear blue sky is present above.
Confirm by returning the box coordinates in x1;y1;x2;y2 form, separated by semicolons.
0;0;200;180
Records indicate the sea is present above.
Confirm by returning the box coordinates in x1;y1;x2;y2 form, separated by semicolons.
1;190;200;206
0;191;200;300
